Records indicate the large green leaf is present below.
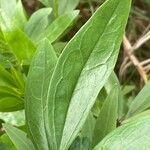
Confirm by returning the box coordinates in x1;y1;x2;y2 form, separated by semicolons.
0;10;35;63
38;11;79;43
127;81;150;118
25;39;57;150
46;0;131;149
93;111;150;150
25;8;52;43
92;86;119;147
3;124;35;150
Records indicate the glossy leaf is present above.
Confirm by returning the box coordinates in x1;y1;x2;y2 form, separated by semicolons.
94;111;150;150
3;124;35;150
46;0;131;149
39;11;79;43
25;8;52;42
25;39;57;150
92;86;119;147
0;10;36;63
127;81;150;118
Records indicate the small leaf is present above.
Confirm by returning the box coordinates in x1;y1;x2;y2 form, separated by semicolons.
46;0;131;149
127;81;150;118
0;96;23;112
39;11;79;43
93;111;150;150
25;39;57;150
25;8;52;42
92;86;119;147
0;65;14;86
3;123;35;150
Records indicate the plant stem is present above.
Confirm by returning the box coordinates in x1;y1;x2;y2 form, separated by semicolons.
88;0;94;14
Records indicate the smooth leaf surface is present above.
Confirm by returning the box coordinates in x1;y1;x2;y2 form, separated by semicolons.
25;39;57;150
25;8;52;42
127;81;150;118
0;10;36;63
46;0;131;149
92;86;119;147
39;11;79;43
38;0;79;15
3;124;35;150
94;111;150;150
0;65;14;86
0;96;23;112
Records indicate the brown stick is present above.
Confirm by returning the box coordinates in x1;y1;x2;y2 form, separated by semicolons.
123;35;147;83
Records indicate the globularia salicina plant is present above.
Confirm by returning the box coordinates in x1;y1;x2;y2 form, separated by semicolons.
1;0;150;150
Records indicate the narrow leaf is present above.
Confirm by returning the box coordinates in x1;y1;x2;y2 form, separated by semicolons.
94;111;150;150
39;11;79;43
92;86;119;147
25;8;52;42
0;96;23;112
47;0;131;149
127;81;150;118
3;124;35;150
25;39;57;150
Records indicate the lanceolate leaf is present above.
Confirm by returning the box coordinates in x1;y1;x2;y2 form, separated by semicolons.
0;10;35;63
39;11;79;43
46;0;131;149
3;124;35;150
25;39;57;150
38;0;79;15
93;111;150;150
127;81;150;118
25;8;52;42
92;86;119;147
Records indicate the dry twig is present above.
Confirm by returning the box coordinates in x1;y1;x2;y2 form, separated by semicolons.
123;35;147;83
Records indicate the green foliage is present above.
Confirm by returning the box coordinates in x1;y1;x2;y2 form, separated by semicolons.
94;111;150;150
2;0;150;150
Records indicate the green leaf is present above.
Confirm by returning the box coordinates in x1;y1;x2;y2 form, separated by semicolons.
0;86;22;97
25;8;52;43
127;81;150;118
47;0;131;149
0;10;36;63
38;0;80;15
93;110;150;150
105;72;127;119
0;0;27;29
0;96;23;112
0;0;16;20
0;133;16;150
92;86;119;147
0;65;14;86
25;39;57;150
13;0;27;29
39;11;79;43
10;67;25;92
3;124;35;150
